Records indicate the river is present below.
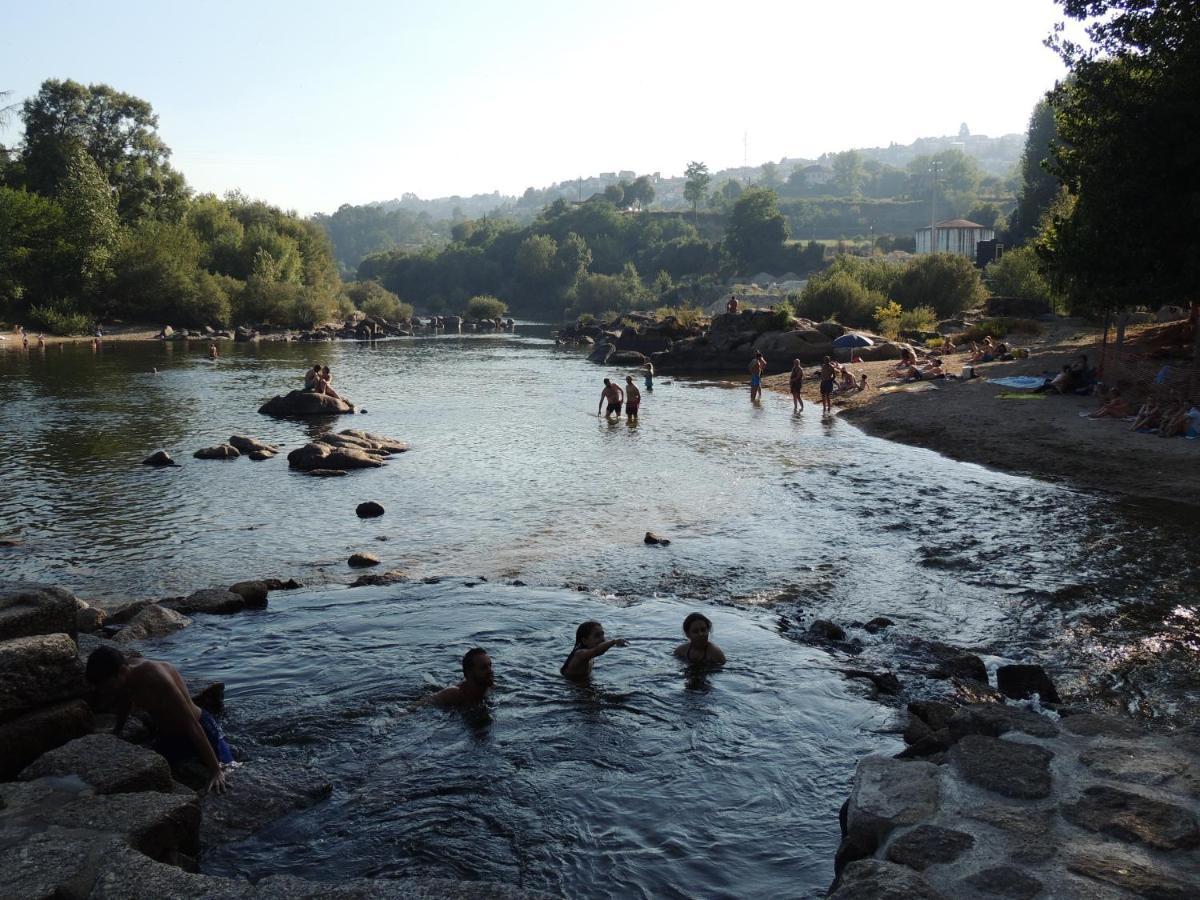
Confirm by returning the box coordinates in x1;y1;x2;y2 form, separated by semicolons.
1;327;1195;897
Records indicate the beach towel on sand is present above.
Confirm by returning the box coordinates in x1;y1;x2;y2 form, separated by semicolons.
989;376;1045;390
996;392;1047;400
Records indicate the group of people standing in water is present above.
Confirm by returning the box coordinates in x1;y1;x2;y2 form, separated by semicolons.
431;612;726;707
598;363;654;421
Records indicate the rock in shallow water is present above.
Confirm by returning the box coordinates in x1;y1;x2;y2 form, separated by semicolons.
200;759;332;847
112;604;191;643
996;663;1062;704
356;500;385;518
0;584;80;641
165;588;246;616
259;390;354;417
141;450;177;467
194;444;240;460
830;859;946;899
348;552;381;568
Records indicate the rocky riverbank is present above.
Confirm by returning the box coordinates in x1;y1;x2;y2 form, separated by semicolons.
0;584;537;899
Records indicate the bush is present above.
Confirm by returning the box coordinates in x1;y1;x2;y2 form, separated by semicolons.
466;294;508;320
654;303;707;328
796;271;883;328
26;302;92;335
957;317;1042;341
345;281;412;322
984;246;1059;310
891;253;987;318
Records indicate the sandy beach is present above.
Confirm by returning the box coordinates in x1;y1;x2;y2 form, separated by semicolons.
766;324;1200;509
0;325;162;348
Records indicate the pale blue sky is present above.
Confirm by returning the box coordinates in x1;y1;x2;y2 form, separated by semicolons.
3;0;1071;214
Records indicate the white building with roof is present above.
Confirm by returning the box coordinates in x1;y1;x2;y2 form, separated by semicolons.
914;218;994;257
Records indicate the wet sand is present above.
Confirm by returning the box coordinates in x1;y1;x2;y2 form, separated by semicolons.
766;327;1200;509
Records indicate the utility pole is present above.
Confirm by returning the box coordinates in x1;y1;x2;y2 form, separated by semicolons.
744;131;749;184
928;160;942;253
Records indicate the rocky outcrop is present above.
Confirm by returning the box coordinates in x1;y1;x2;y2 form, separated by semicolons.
289;429;408;472
0;699;94;779
833;704;1200;897
112;604;191;643
259;390;354;417
164;588;248;616
0;632;85;717
650;311;845;374
20;733;175;794
0;584;79;641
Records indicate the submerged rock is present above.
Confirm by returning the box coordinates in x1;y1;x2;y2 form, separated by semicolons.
200;759;332;847
350;569;410;587
165;588;246;616
259;390;354;417
348;552;381;568
193;444;240;460
142;450;177;467
112;604;191;643
644;531;671;546
228;580;269;609
228;434;279;454
808;619;847;642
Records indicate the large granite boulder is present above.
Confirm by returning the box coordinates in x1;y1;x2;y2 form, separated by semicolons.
112;604;191;643
0;633;86;717
228;579;270;608
830;859;947;899
750;328;833;359
200;759;332;847
164;588;246;615
20;732;174;794
846;756;940;849
194;443;240;460
259;390;354;417
0;699;94;779
0;584;79;641
288;442;385;471
228;434;279;455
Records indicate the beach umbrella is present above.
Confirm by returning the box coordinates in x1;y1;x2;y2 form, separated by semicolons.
832;333;873;348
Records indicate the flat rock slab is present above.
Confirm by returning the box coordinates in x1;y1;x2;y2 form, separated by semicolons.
259;390;354;417
885;824;975;871
113;603;191;642
0;699;93;780
1079;745;1193;789
0;632;86;717
200;759;331;847
847;756;941;846
950;703;1059;740
0;583;79;641
165;588;246;615
228;434;279;454
960;865;1043;899
830;859;947;899
194;444;240;459
1061;712;1144;739
1067;851;1195;899
20;732;174;794
289;441;386;471
1061;784;1200;850
351;570;411;587
949;734;1053;799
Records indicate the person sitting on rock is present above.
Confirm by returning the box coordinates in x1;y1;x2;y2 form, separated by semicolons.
303;364;322;391
674;612;726;666
428;648;495;707
561;621;629;679
726;295;739;315
318;365;345;400
85;645;231;794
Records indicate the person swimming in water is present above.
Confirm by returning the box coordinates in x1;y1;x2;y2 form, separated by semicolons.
674;612;726;666
561;621;629;679
428;648;495;707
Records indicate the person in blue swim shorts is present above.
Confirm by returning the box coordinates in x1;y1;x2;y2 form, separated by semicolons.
748;350;767;402
86;646;232;794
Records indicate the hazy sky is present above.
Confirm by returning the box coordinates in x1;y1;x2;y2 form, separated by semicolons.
4;0;1071;215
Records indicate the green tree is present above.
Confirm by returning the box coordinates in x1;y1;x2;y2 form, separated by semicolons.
832;150;865;197
1038;0;1200;313
1007;97;1060;245
345;280;412;321
683;161;711;217
797;271;881;327
19;79;188;223
985;245;1058;308
57;145;119;297
724;188;789;273
965;202;1001;230
759;161;782;190
0;187;69;308
626;175;656;209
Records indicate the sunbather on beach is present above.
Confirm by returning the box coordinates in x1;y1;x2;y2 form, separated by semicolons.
1130;398;1162;432
968;342;995;364
1159;402;1192;438
1087;388;1132;419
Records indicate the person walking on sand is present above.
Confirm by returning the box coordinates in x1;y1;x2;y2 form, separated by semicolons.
85;646;232;794
624;376;641;421
749;350;767;402
819;356;837;415
598;377;624;419
789;359;805;413
428;648;495;707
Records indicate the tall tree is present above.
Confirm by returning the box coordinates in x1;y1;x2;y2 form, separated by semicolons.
683;161;711;218
57;145;119;296
1007;96;1060;245
832;150;865;197
19;79;188;223
1040;0;1200;312
724;188;788;273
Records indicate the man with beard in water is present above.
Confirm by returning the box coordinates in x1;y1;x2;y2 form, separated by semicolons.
429;647;495;707
85;646;231;794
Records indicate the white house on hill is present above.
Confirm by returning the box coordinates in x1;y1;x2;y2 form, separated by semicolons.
915;218;994;257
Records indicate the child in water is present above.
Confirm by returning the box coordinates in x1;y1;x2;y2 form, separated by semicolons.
674;613;726;665
561;620;629;679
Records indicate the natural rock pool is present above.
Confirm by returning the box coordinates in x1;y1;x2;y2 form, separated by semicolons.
2;327;1195;896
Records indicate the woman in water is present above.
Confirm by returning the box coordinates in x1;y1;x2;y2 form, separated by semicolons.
789;359;804;413
674;612;726;665
643;361;654;391
561;620;629;679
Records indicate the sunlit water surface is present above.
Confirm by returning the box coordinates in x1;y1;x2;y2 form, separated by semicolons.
1;329;1195;896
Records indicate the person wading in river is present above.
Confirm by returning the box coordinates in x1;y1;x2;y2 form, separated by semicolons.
789;359;805;413
598;378;624;419
429;648;495;707
85;646;231;794
819;356;837;415
749;351;767;403
624;375;641;422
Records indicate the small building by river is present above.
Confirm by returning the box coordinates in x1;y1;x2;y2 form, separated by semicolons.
914;218;994;257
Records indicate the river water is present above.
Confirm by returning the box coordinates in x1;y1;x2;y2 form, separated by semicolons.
1;329;1196;897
